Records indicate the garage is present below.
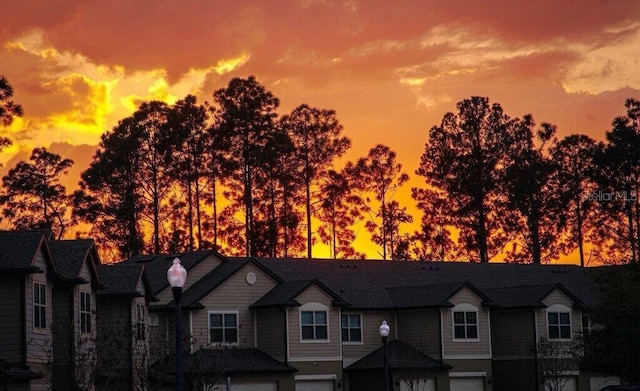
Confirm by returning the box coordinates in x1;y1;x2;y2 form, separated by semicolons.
590;376;621;391
295;379;334;391
450;377;484;391
400;378;436;391
230;382;278;391
557;377;577;391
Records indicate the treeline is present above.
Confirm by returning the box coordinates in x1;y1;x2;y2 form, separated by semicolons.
1;75;639;264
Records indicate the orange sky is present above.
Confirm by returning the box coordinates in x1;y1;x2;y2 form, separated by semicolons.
1;1;640;263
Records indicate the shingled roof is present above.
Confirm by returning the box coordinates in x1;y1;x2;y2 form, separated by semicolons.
345;339;451;371
0;230;56;273
183;348;296;375
48;239;100;283
98;263;146;297
251;279;349;309
253;258;599;309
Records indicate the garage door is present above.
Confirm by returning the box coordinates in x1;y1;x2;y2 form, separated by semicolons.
295;379;334;391
400;378;436;391
590;376;621;391
229;382;277;391
559;377;577;391
450;377;484;391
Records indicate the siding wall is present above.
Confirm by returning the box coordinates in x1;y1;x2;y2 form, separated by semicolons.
491;310;535;359
536;289;582;340
441;287;491;359
26;248;53;364
342;310;396;366
0;277;24;363
396;309;441;359
287;285;341;360
96;298;133;385
78;261;98;353
191;263;278;349
256;308;286;361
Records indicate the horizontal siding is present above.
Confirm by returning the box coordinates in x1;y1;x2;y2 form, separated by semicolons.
0;278;24;363
288;285;341;359
442;287;491;358
96;298;133;380
396;309;441;359
536;289;582;341
491;310;535;359
342;310;396;362
191;263;278;349
27;249;53;363
256;309;285;361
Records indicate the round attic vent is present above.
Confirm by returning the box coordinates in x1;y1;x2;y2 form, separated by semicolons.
246;272;257;285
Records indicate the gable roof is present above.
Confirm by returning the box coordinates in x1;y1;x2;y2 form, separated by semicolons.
48;239;103;286
0;229;57;274
385;281;495;310
483;283;585;309
164;258;282;310
98;263;147;297
123;249;227;296
184;348;296;375
345;339;451;371
253;258;599;309
251;279;349;309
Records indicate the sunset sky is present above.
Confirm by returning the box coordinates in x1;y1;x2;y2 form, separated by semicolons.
1;1;640;263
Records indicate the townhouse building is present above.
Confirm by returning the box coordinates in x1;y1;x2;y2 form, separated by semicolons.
0;230;103;391
0;229;620;391
123;254;616;391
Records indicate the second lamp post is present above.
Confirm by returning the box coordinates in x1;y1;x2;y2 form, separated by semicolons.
379;320;391;391
167;258;188;391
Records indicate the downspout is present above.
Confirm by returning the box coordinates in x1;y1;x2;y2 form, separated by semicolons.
533;309;540;391
21;279;27;366
282;307;289;365
438;309;444;363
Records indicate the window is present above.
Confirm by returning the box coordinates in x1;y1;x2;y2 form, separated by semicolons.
453;311;478;339
452;303;479;340
548;312;571;339
33;282;46;329
209;312;238;345
301;311;328;341
80;292;91;333
136;304;145;340
341;314;362;343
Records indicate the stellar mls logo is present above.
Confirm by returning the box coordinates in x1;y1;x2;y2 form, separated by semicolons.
583;190;637;202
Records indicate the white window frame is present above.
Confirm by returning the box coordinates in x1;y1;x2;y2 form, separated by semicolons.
546;304;572;341
79;291;91;334
299;302;330;343
341;313;363;345
207;311;239;346
33;282;46;329
136;304;146;341
452;303;480;342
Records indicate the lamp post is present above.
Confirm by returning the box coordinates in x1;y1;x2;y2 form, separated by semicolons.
167;258;187;391
379;320;390;391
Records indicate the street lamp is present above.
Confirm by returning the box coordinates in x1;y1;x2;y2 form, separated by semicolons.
379;320;391;391
167;258;187;391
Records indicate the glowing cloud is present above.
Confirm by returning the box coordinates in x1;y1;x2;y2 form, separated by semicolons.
213;53;251;75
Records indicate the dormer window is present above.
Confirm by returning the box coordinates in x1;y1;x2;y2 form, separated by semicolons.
452;303;479;341
546;304;572;340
